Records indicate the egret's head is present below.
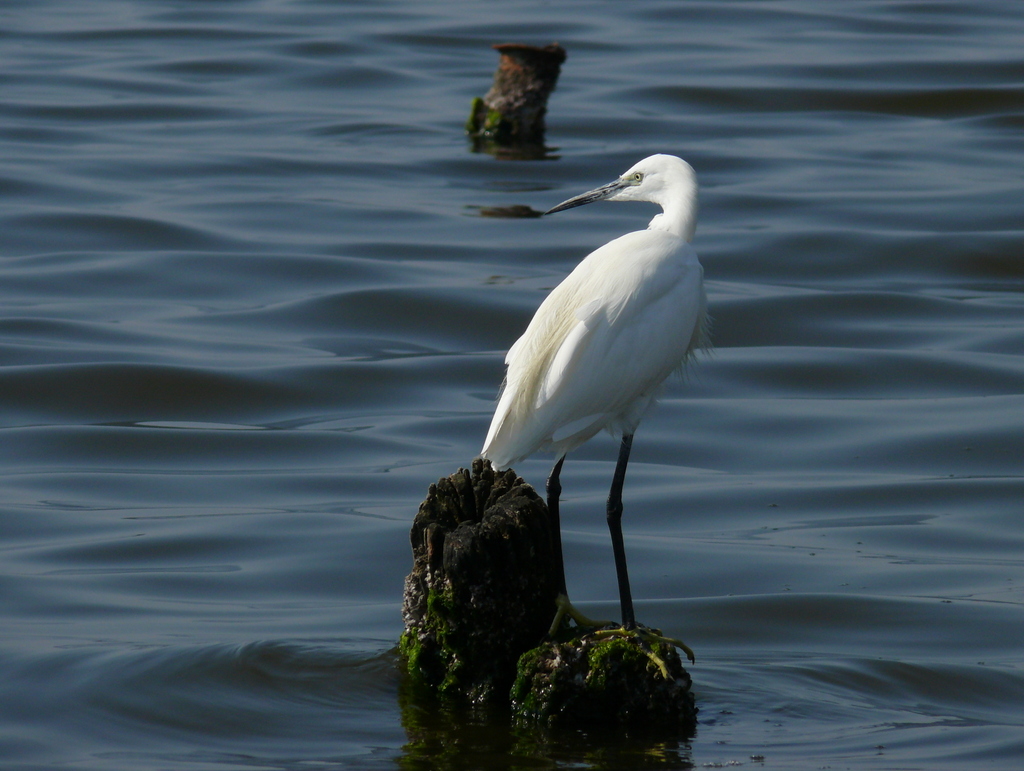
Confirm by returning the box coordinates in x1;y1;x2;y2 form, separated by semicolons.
545;154;698;240
610;154;697;205
545;154;696;213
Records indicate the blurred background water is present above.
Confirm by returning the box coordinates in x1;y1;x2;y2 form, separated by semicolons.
2;1;1023;769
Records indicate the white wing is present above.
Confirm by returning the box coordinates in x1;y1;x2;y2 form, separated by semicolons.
482;229;706;468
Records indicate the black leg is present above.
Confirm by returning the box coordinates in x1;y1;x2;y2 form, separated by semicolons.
545;454;617;638
607;434;635;628
546;455;567;596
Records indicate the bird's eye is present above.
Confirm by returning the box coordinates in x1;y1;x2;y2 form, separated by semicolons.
631;172;644;183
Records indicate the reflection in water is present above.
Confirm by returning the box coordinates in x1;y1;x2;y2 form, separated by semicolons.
398;673;697;770
471;204;545;219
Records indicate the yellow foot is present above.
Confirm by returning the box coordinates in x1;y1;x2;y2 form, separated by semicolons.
547;593;615;638
590;625;696;677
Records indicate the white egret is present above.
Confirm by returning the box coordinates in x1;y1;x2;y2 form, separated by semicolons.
481;154;708;661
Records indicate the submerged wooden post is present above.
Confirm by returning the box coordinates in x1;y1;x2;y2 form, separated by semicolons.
400;459;698;729
466;43;566;156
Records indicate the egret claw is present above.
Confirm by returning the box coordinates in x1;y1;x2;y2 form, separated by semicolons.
590;625;696;676
547;593;614;638
644;630;696;665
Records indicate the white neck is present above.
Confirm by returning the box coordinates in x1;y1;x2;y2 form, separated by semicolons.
648;197;698;241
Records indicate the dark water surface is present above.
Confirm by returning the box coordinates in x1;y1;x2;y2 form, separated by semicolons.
2;1;1023;768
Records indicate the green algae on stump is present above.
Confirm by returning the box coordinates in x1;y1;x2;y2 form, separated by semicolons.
400;458;559;703
511;632;698;729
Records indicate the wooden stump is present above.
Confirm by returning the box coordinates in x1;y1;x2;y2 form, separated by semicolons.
399;459;698;731
466;43;566;157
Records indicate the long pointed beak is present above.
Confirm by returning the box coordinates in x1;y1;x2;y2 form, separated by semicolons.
544;178;630;215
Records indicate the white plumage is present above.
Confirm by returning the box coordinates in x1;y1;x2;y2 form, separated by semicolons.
482;154;709;469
